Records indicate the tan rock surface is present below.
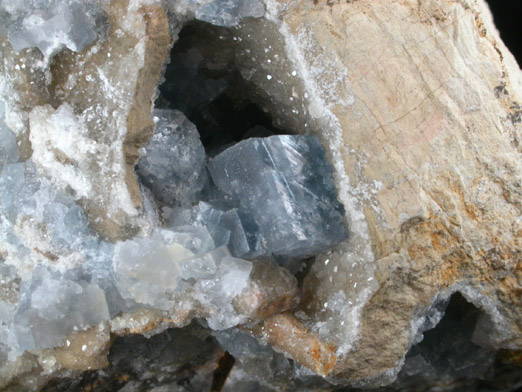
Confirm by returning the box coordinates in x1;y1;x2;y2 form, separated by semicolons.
246;0;521;385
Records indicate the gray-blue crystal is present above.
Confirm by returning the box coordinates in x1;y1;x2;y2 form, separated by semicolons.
220;208;262;258
13;266;109;350
136;109;208;207
170;203;231;247
0;163;39;223
170;201;263;259
0;101;19;172
195;0;265;27
7;1;97;57
207;135;347;258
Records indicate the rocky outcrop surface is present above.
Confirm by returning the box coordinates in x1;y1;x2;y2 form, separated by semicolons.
223;0;521;386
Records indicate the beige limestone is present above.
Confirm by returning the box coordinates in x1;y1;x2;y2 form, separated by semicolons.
242;0;522;385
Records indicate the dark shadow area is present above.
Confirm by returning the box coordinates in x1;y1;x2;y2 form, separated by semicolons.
382;293;522;392
41;324;225;392
155;21;288;154
399;293;495;385
485;0;522;66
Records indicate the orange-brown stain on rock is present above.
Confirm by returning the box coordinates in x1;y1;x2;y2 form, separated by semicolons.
250;313;337;376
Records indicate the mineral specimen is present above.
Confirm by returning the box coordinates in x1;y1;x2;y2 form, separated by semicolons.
0;0;521;391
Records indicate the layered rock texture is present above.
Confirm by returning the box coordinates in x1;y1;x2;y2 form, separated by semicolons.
0;0;521;391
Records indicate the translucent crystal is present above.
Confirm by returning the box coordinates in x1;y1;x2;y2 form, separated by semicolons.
0;163;35;223
207;135;347;258
195;0;265;27
113;228;207;310
214;327;294;391
0;101;19;172
7;1;98;58
113;227;219;293
136;109;208;207
170;201;263;258
193;255;252;330
170;202;231;250
112;225;257;328
0;159;105;277
12;267;109;350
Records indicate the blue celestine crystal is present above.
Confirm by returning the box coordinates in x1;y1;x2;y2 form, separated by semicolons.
12;266;109;350
170;201;263;259
0;101;19;172
7;1;98;58
112;228;253;329
0;160;97;251
0;162;39;223
207;135;347;258
136;109;208;207
195;0;265;27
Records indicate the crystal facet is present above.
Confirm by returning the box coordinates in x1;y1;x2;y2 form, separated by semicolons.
195;0;265;27
13;267;109;350
136;109;208;207
207;135;347;258
7;1;98;58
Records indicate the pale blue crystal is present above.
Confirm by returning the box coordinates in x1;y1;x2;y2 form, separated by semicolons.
13;266;109;350
0;163;39;223
0;101;19;172
7;1;98;58
207;135;347;258
195;0;265;27
136;109;208;207
170;201;263;259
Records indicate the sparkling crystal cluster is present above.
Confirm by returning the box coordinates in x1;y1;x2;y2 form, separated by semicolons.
135;109;208;207
6;1;102;60
0;0;347;367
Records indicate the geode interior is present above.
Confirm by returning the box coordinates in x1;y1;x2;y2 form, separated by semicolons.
0;0;520;391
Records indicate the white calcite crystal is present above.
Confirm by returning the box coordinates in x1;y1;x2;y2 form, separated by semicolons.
136;109;208;207
7;1;100;59
112;227;256;329
208;135;347;258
